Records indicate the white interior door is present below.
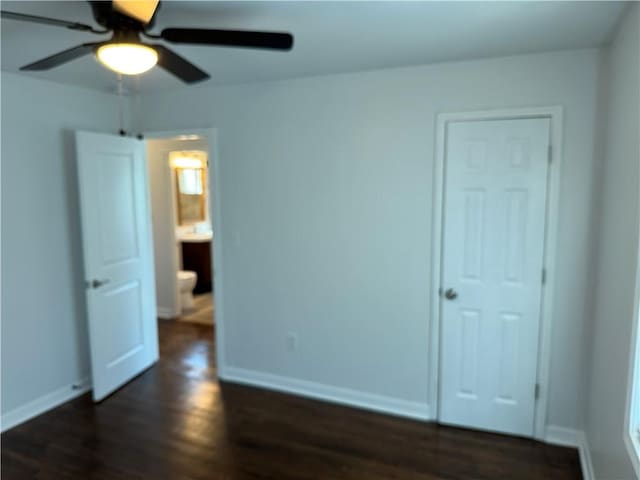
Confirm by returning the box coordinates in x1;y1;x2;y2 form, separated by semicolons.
76;131;158;402
439;118;550;437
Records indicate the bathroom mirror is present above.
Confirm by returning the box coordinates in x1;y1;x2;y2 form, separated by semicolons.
170;151;208;225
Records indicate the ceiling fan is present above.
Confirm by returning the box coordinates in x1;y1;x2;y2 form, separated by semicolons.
0;0;294;84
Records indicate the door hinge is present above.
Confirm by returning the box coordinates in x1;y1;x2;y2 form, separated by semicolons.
541;268;547;285
535;383;540;400
547;145;552;164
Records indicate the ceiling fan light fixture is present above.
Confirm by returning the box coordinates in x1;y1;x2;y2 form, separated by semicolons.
2;4;293;84
96;43;157;75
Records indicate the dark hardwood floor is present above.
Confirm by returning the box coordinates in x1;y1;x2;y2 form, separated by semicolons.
2;321;582;479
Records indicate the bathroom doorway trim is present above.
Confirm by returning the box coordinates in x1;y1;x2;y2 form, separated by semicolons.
145;128;226;370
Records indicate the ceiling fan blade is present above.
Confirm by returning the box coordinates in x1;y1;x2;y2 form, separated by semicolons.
160;28;293;51
20;43;101;71
0;10;106;33
152;45;210;84
112;0;159;24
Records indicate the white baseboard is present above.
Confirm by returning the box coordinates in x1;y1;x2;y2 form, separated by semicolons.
577;431;595;480
545;426;594;480
545;425;580;447
157;306;175;319
219;366;431;421
1;377;92;433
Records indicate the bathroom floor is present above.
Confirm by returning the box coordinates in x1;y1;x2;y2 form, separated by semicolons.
178;292;214;325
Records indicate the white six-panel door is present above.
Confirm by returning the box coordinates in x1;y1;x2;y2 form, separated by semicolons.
76;131;158;402
439;118;550;437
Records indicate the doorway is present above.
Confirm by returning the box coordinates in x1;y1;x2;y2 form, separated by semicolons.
145;135;214;326
431;108;563;440
143;127;225;373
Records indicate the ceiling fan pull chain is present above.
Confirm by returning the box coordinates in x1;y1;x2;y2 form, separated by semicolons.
135;76;144;140
117;74;126;136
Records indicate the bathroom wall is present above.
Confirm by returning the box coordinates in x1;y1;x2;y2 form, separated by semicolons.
1;73;120;425
146;136;209;318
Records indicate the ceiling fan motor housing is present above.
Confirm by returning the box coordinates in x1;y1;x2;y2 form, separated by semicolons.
89;1;158;31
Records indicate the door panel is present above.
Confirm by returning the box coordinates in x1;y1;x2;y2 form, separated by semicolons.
98;153;140;264
459;309;480;398
76;131;158;402
462;189;485;279
98;280;144;366
439;118;550;437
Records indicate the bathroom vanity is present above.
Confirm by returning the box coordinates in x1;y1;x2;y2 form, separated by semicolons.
180;234;212;294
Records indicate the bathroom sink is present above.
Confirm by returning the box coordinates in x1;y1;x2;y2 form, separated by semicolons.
178;232;212;243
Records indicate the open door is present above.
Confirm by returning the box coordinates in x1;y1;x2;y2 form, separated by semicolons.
76;131;158;402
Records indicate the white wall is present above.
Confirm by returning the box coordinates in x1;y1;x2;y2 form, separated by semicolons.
146;136;209;318
0;73;120;420
138;49;601;429
585;4;640;479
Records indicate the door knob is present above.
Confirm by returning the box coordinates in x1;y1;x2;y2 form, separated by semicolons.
444;288;458;300
88;279;110;289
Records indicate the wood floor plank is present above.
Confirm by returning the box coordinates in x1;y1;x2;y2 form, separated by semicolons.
1;321;582;479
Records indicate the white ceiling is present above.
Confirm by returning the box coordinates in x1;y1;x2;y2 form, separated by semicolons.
0;1;627;93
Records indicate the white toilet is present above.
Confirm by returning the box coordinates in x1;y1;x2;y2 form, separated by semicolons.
177;270;198;312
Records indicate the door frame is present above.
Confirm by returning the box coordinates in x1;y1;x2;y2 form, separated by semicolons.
144;127;226;371
145;136;210;318
429;106;563;441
